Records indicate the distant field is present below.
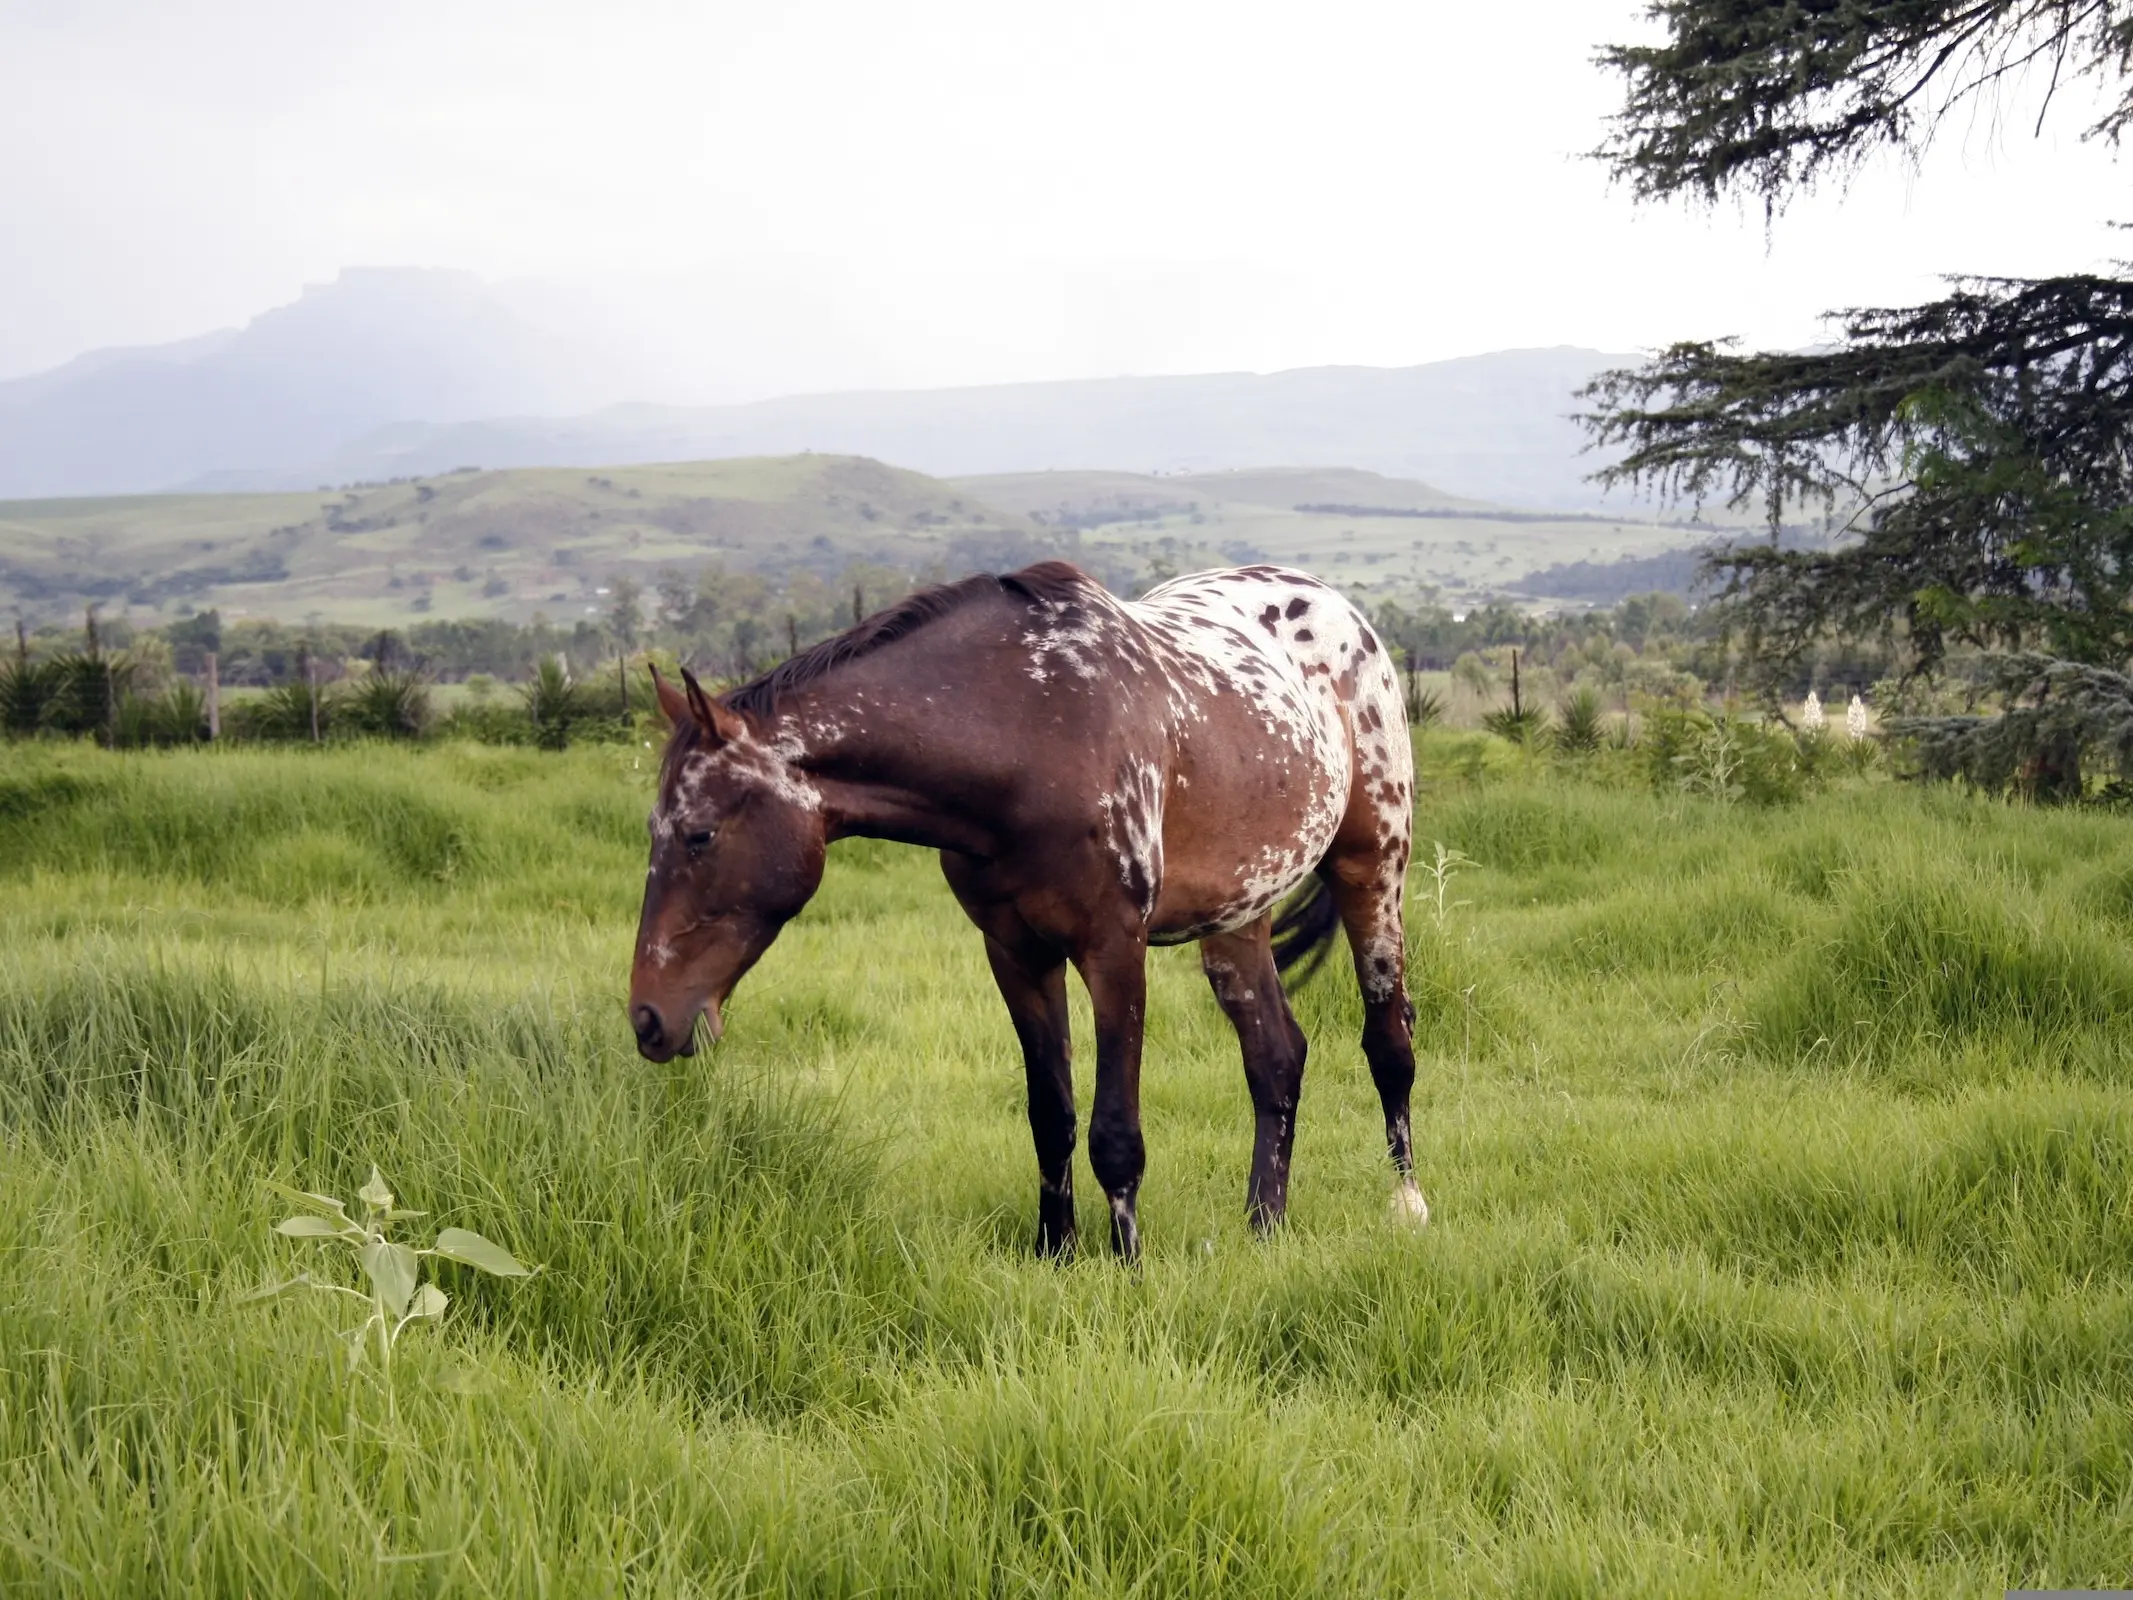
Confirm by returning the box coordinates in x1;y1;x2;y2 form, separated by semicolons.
957;465;1716;607
0;455;1727;632
2;739;2128;1594
0;455;1044;627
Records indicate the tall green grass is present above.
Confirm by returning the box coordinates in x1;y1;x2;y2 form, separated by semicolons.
1;737;2129;1595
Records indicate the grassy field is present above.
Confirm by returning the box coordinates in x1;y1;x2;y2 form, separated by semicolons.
1;739;2129;1595
956;467;1717;608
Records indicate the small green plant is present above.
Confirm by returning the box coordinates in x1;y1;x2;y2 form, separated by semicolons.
0;654;59;736
1405;671;1446;731
250;677;335;742
1420;840;1475;931
521;656;585;750
1676;719;1747;804
343;669;432;739
1645;708;1810;805
1480;649;1548;746
153;679;210;743
1553;686;1606;755
248;1166;533;1406
1481;704;1550;746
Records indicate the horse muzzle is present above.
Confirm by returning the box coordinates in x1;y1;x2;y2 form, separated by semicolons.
630;998;722;1061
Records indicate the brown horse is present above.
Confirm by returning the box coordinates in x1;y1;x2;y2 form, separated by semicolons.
629;561;1426;1260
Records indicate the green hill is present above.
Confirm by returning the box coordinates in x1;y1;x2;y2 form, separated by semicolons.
1;454;1731;631
953;466;1712;604
0;455;1047;627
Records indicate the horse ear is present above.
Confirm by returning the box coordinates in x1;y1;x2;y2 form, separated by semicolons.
680;667;748;746
650;665;690;728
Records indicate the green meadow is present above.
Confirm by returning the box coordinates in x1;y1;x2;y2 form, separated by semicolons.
1;738;2129;1596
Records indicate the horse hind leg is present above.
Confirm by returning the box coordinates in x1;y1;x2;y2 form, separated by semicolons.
1326;851;1428;1226
1199;922;1307;1233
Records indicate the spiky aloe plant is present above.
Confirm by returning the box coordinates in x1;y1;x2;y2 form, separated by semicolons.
520;656;583;750
0;656;58;736
344;670;432;739
1554;687;1607;755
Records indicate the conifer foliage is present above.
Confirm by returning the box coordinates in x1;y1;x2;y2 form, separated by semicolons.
1585;1;2133;795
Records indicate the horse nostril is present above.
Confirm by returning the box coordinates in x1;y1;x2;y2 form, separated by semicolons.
631;1003;663;1047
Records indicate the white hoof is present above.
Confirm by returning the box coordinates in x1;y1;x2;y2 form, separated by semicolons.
1391;1182;1430;1228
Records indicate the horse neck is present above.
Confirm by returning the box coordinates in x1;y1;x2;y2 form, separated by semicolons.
766;673;997;856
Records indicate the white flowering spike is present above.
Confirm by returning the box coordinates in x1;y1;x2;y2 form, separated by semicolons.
1801;690;1825;734
1846;694;1869;742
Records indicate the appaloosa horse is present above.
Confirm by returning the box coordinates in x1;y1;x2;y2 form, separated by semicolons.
629;561;1425;1259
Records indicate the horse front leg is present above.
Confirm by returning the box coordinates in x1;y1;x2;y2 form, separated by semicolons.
980;932;1078;1256
1076;937;1150;1262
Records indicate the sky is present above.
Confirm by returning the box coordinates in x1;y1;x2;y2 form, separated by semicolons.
2;0;2127;399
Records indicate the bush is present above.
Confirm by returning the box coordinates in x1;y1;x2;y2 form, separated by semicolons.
520;657;585;751
341;671;432;740
1481;705;1550;747
1553;687;1607;755
1644;709;1812;806
0;657;59;735
234;680;336;743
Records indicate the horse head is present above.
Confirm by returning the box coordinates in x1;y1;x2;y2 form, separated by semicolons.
629;666;827;1061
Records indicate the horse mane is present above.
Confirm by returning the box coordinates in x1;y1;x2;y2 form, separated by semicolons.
719;560;1094;719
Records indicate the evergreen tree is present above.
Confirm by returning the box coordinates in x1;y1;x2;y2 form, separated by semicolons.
1584;1;2133;795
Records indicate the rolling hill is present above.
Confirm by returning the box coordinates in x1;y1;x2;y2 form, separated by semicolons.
0;456;1053;628
0;457;1717;628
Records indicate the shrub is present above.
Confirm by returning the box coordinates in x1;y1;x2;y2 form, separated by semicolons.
342;671;432;740
1;657;60;735
238;679;336;742
1406;681;1446;732
1481;705;1551;747
1644;709;1810;806
520;657;585;751
1553;687;1607;755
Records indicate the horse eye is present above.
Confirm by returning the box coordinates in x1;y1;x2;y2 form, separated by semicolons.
684;830;713;857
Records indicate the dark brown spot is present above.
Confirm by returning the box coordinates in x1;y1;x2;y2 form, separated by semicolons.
1259;605;1281;634
1295;628;1315;643
1285;597;1310;619
1360;627;1380;654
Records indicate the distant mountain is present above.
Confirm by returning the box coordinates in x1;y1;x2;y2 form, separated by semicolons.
292;347;1630;509
0;269;592;498
1;263;1633;505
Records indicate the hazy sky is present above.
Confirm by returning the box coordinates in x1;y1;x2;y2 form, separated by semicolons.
3;0;2126;396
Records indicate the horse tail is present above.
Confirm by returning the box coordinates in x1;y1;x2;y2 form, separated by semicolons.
1270;872;1340;984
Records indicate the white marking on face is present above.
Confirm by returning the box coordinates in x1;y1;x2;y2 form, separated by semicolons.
651;728;823;847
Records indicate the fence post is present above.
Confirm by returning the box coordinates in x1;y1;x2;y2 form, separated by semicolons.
618;653;627;716
306;653;321;744
206;651;220;740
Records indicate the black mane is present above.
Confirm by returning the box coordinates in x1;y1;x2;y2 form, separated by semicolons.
719;560;1092;718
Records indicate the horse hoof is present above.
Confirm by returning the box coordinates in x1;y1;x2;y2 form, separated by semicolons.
1391;1182;1430;1228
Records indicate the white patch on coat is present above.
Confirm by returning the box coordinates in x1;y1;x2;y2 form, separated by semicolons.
1116;566;1413;939
1097;757;1166;919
